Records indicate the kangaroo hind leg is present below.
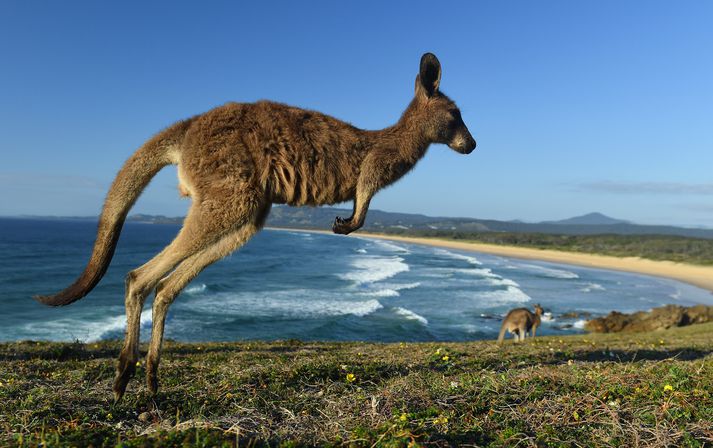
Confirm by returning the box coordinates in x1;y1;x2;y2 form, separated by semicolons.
113;194;267;401
113;218;206;402
145;219;263;395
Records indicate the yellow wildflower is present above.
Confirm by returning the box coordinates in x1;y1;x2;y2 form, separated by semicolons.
664;384;673;392
435;348;442;355
346;373;356;383
433;415;448;425
442;355;450;361
399;413;408;422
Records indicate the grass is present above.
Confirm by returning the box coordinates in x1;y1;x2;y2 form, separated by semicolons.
1;323;712;447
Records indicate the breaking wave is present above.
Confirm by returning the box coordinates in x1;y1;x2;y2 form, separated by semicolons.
517;263;580;279
393;307;428;325
338;255;409;284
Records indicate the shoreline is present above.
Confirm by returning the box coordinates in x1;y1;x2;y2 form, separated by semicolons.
267;227;713;294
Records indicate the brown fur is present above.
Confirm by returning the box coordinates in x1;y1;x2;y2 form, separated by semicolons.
497;304;544;344
35;53;476;401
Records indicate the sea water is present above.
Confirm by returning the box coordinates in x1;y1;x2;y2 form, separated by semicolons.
1;218;711;342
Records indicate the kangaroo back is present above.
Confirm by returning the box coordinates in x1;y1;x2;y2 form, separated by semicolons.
34;119;193;306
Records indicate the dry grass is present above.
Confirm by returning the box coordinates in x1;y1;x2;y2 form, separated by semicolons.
1;323;711;447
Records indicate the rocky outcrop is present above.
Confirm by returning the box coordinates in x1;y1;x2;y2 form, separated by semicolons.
584;304;713;333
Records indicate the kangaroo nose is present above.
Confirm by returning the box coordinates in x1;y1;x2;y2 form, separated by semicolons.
464;137;476;154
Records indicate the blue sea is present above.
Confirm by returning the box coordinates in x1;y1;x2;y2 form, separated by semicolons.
1;218;712;343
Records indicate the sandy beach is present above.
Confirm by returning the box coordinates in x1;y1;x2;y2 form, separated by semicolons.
362;233;713;294
271;228;713;294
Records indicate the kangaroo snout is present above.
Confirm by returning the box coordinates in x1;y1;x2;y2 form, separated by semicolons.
449;132;476;154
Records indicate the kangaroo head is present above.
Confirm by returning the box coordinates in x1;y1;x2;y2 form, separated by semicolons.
414;53;476;154
533;304;544;316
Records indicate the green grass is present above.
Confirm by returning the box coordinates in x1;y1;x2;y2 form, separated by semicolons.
372;230;713;266
1;324;712;447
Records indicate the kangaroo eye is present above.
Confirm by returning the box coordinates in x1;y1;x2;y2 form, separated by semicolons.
450;110;462;121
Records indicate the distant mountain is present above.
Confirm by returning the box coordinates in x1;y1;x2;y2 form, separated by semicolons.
82;207;713;240
544;212;629;226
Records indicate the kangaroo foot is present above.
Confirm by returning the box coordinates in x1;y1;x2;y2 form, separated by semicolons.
113;354;137;402
332;216;357;235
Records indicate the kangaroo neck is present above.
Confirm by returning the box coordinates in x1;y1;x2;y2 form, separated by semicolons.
361;100;431;164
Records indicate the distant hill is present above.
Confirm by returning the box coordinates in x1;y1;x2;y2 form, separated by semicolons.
544;212;629;226
101;207;713;240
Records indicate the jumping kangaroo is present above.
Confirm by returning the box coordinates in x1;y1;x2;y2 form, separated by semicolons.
35;53;476;401
497;304;544;344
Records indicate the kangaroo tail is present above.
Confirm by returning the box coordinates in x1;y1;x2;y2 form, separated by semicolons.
34;119;193;306
497;323;507;345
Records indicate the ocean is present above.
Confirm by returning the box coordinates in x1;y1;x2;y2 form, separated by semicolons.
1;218;712;343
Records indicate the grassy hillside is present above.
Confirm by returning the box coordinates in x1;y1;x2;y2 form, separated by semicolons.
1;324;712;447
375;230;713;266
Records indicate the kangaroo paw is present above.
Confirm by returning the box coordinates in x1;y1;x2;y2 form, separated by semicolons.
332;216;354;235
113;355;137;402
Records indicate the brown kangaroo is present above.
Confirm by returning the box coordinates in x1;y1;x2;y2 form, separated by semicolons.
497;304;544;344
35;53;476;401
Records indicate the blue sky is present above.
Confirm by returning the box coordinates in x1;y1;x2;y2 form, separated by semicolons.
1;1;711;226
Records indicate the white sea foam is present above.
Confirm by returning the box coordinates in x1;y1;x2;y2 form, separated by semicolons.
581;282;605;293
372;240;410;254
86;308;153;342
541;312;554;322
669;289;682;300
355;248;368;254
185;283;207;295
390;282;421;291
354;240;411;255
338;255;409;284
428;266;499;280
454;267;499;278
573;319;587;329
183;290;383;319
434;248;482;265
393;307;428;325
481;277;520;288
360;289;400;298
475;286;532;307
518;263;579;279
26;308;154;343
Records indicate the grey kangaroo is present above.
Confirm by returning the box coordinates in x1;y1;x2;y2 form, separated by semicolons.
36;53;476;401
497;304;544;344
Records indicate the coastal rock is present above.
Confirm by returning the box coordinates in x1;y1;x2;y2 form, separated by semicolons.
560;311;592;319
584;304;713;333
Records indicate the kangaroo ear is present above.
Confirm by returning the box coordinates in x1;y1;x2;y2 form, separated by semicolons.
415;52;441;98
